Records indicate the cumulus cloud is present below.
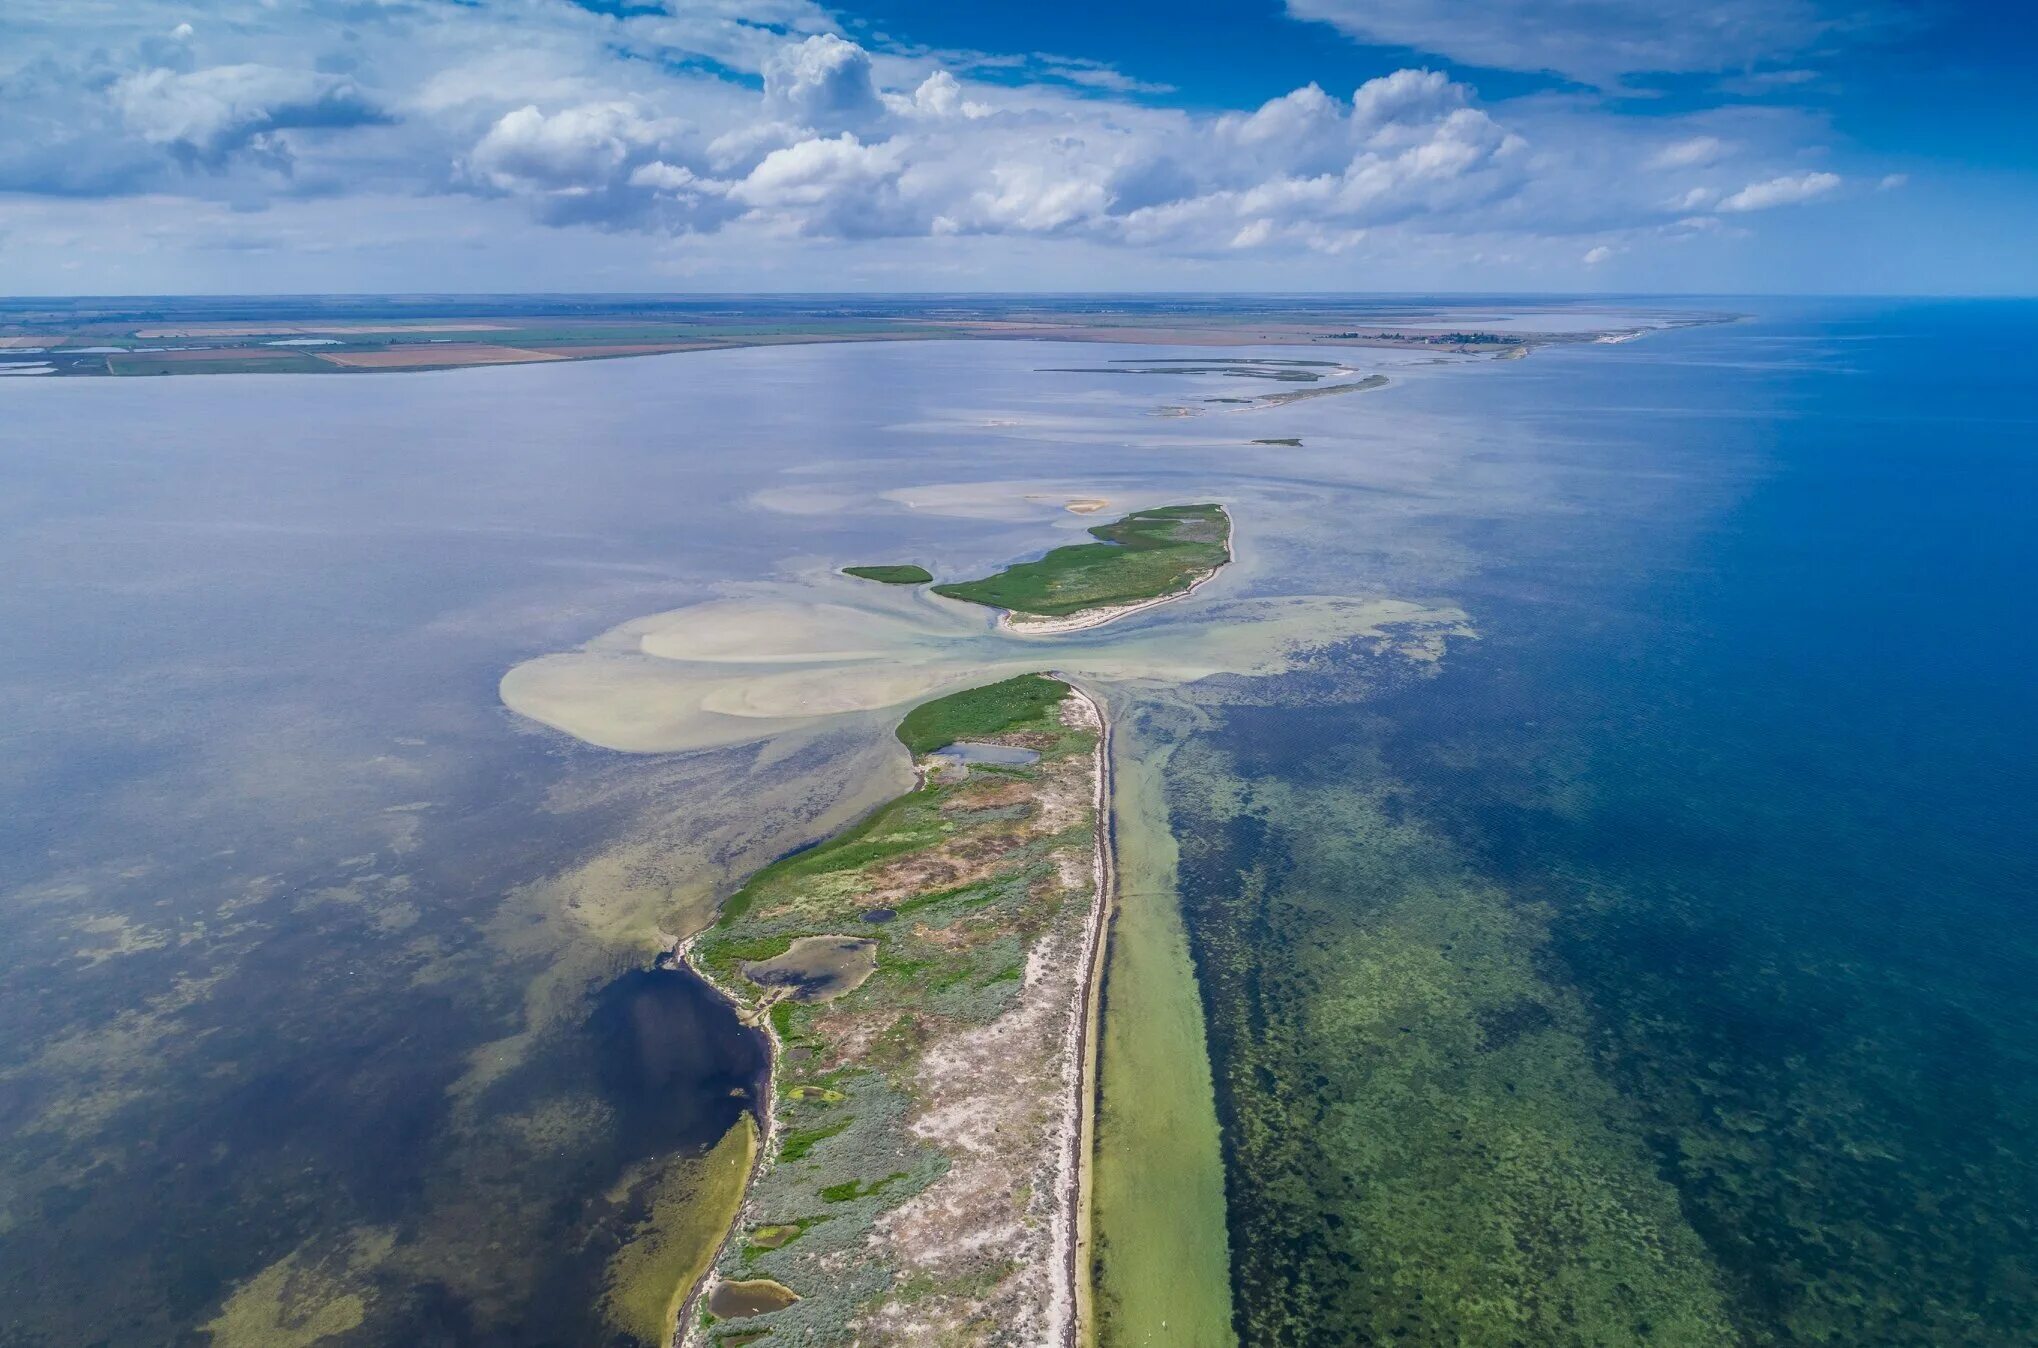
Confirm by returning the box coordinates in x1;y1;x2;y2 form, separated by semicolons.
465;103;667;196
1583;244;1613;264
727;133;910;236
112;63;389;169
0;0;1878;277
629;161;706;195
763;34;886;132
1719;170;1841;210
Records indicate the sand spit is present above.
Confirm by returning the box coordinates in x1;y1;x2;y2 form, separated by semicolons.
501;584;1469;756
1054;680;1113;1348
671;683;1111;1345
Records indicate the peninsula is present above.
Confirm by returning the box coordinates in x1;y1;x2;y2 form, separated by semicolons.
934;503;1231;634
679;674;1110;1346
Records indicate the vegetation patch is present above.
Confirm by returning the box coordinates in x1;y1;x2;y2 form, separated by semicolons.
842;564;933;585
895;673;1071;755
692;674;1103;1343
931;503;1230;617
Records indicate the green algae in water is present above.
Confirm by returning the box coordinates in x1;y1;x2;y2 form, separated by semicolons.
1170;728;1738;1345
599;1116;760;1345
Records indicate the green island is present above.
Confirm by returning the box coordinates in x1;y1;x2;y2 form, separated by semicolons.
933;503;1231;627
841;564;934;585
681;673;1108;1345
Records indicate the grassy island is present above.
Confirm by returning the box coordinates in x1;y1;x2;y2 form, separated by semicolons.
841;564;933;585
685;675;1107;1345
933;503;1230;621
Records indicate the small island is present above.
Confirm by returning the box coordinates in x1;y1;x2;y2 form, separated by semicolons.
933;502;1231;634
681;674;1108;1346
842;564;933;585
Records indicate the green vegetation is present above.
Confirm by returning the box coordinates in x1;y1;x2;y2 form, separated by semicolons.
895;673;1071;754
841;564;933;585
689;673;1101;1343
778;1119;851;1163
932;503;1230;618
818;1173;905;1203
745;1222;809;1252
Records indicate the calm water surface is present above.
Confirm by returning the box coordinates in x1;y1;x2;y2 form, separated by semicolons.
1173;301;2038;1344
2;304;2031;1344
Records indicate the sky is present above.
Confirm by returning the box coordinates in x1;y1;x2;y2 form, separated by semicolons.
2;0;2033;295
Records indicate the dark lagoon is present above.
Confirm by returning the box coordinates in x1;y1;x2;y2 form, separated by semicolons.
1;300;2032;1344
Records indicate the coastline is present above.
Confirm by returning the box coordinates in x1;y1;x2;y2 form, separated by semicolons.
997;505;1233;637
671;676;1115;1346
668;938;779;1348
1054;678;1115;1348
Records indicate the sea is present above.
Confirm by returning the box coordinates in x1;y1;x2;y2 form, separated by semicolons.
0;298;2031;1344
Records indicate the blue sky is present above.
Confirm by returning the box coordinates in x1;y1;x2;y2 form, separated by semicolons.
1;0;2031;294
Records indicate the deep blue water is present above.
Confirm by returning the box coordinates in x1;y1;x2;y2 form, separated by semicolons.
1177;300;2038;1342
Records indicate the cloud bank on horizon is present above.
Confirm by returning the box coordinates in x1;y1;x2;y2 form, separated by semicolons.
0;0;2018;293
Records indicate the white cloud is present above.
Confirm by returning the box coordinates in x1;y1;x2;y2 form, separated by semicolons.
763;34;886;132
0;0;1869;281
1285;0;1882;86
629;161;710;195
112;63;387;167
1648;136;1726;170
1351;67;1463;132
727;133;912;236
1583;244;1613;264
465;103;667;196
1719;170;1841;211
1878;172;1908;190
890;71;991;120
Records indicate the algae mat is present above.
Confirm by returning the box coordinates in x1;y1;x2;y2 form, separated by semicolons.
1088;703;1234;1347
1170;728;1739;1345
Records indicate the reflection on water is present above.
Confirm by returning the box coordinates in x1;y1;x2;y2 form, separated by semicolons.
0;330;1500;1343
8;303;2006;1345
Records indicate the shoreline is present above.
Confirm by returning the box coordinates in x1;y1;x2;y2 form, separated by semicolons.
668;936;778;1348
997;505;1232;637
1054;678;1115;1348
670;676;1115;1347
